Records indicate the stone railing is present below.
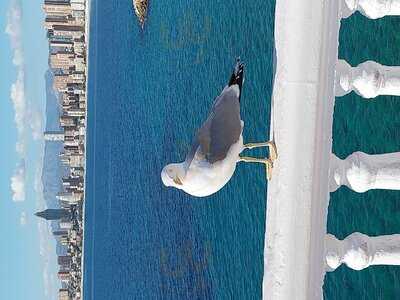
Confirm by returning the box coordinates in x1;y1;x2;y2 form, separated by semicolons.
327;0;400;276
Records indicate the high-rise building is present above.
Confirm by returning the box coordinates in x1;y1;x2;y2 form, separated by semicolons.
52;25;84;39
50;51;75;70
53;230;69;236
45;15;84;30
57;191;83;203
53;74;73;91
58;255;72;266
59;221;73;230
49;40;74;49
60;115;77;127
58;289;71;300
57;271;71;282
60;236;69;246
44;131;65;141
35;209;71;221
43;1;72;16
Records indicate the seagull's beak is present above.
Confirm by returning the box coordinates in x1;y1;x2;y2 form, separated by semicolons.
173;176;183;186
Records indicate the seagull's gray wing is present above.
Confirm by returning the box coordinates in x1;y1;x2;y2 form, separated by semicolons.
192;87;242;164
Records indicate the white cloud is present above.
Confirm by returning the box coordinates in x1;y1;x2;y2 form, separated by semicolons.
10;160;25;202
5;2;23;67
38;221;51;295
20;211;27;226
37;216;58;297
15;140;25;156
10;70;26;142
5;2;28;155
29;110;43;141
6;2;44;154
10;70;26;155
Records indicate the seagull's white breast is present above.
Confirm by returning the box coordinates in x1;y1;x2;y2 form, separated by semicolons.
181;134;244;197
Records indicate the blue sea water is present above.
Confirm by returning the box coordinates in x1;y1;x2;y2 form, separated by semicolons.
84;1;400;299
84;1;275;299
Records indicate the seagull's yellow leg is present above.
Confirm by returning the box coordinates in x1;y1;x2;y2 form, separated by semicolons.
243;141;278;162
243;142;271;149
239;156;274;181
267;141;278;162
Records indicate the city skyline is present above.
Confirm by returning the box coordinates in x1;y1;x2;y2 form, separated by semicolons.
33;0;88;299
1;0;83;299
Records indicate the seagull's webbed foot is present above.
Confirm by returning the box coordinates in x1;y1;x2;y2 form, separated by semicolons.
243;141;278;162
239;156;274;181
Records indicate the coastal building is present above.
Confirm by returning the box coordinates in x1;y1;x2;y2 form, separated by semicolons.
60;152;84;168
58;270;71;282
59;221;73;230
71;9;85;19
51;24;84;39
58;255;73;266
65;107;85;117
60;236;69;246
64;135;81;147
62;177;84;190
58;289;71;300
50;51;75;70
60;115;77;127
44;15;84;29
44;130;64;141
49;34;74;43
73;41;85;55
71;2;85;11
43;3;72;17
53;74;74;90
73;56;85;72
49;40;74;49
57;191;83;203
53;230;69;236
35;208;71;221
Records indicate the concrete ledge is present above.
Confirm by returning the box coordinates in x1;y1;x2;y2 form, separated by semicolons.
262;1;340;299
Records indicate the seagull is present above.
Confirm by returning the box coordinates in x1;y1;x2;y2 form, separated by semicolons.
161;58;277;197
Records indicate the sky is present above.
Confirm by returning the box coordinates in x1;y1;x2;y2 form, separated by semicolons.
0;0;58;298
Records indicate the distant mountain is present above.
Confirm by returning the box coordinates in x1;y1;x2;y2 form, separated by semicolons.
44;70;61;130
41;70;67;238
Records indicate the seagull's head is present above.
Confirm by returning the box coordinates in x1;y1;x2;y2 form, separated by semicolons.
161;163;185;188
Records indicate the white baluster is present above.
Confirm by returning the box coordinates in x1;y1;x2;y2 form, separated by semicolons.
326;233;400;271
335;60;400;98
329;152;400;192
341;0;400;19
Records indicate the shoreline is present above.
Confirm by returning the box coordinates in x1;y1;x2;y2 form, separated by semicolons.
80;0;91;298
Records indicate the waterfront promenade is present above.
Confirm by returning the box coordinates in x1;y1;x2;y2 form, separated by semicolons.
80;0;91;298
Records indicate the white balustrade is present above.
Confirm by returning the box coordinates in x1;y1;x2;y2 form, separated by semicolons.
262;0;400;296
326;233;400;271
341;0;400;19
335;60;400;98
329;152;400;192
